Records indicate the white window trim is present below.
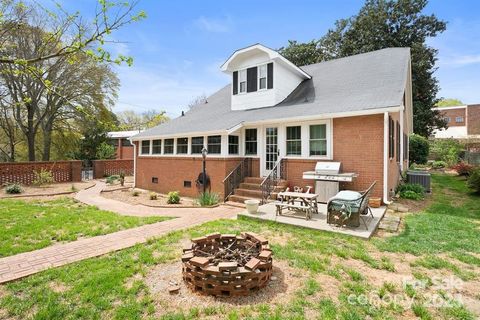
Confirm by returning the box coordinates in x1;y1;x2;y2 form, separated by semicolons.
191;136;204;155
308;123;329;158
207;135;222;155
258;64;267;91
151;139;162;155
176;137;189;155
139;140;151;155
238;69;247;94
455;116;464;123
163;138;174;155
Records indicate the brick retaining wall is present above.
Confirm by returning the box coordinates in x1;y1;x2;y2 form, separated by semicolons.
0;161;82;186
93;159;134;178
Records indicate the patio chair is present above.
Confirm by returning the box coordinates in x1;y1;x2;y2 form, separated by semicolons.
326;181;377;229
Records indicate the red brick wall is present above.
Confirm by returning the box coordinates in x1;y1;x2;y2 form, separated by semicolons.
135;156;260;198
439;108;466;127
0;161;82;185
116;145;134;160
467;104;480;135
93;160;134;178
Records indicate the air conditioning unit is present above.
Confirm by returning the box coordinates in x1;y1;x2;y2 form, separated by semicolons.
407;171;431;193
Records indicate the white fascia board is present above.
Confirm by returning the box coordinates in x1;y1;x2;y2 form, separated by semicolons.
227;122;244;134
130;129;228;141
432;105;467;111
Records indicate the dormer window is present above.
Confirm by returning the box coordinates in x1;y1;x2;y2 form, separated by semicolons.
258;64;267;90
238;69;246;93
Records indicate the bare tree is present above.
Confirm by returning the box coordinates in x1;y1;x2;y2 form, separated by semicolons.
188;94;207;109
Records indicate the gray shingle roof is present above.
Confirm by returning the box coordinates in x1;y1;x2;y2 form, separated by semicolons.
132;47;410;140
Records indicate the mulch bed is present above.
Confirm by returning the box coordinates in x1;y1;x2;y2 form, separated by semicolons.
0;181;95;199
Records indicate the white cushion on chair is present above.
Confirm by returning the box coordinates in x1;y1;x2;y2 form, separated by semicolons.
331;190;362;201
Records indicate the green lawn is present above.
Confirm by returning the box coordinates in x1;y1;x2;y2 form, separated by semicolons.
0;175;478;320
0;198;171;257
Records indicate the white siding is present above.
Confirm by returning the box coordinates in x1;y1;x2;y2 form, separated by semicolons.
274;61;304;103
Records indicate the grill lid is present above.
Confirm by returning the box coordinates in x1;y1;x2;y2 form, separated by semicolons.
314;162;341;174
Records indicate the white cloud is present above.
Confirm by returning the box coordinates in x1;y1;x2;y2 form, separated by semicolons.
193;16;233;33
438;54;480;67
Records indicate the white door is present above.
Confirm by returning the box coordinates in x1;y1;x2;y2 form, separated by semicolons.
263;127;278;176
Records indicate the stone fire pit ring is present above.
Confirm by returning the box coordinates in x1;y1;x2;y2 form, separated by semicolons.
182;232;273;297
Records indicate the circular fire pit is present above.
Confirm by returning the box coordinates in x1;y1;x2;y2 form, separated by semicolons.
181;232;273;297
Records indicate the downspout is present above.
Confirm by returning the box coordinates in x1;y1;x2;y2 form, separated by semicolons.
383;112;391;205
400;105;404;171
130;139;136;188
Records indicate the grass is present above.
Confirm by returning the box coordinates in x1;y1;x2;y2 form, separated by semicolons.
375;174;480;257
0;197;171;257
0;174;478;319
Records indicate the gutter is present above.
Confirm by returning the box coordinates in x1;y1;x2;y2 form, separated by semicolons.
383;112;391;205
129;138;136;188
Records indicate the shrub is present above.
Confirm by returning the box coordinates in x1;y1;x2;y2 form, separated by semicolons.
131;189;140;197
409;134;429;164
431;160;447;169
149;192;157;200
106;175;120;184
397;183;424;200
5;183;22;194
430;138;465;166
167;191;180;204
197;192;220;206
467;169;480;193
32;169;54;186
119;171;125;186
95;142;116;160
451;162;474;176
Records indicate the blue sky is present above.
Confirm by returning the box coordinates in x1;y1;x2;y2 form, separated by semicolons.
58;0;480;117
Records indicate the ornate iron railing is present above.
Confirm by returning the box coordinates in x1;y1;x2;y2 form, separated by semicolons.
260;158;287;204
223;158;252;201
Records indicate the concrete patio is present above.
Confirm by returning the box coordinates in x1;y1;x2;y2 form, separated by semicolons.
238;203;387;239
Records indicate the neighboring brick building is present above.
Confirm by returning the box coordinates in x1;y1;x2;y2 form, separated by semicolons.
130;44;413;204
107;131;141;160
432;104;480;139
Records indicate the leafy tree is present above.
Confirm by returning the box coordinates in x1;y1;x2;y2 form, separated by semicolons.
409;134;429;164
279;0;447;137
0;0;145;66
436;98;464;107
117;110;169;130
95;142;116;160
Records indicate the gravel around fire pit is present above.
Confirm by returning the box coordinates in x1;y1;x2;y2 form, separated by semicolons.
145;260;307;317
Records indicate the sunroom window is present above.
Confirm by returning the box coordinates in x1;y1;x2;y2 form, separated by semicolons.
141;140;150;155
207;135;221;154
286;126;301;155
238;69;246;93
258;64;267;90
245;129;257;155
309;124;327;156
229;135;239;154
164;139;174;154
152;139;162;154
176;137;188;154
191;136;204;154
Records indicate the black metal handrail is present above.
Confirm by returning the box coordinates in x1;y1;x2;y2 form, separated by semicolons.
222;158;252;201
260;158;287;204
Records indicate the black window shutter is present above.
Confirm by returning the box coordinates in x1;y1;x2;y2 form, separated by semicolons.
267;63;273;89
388;116;393;158
232;71;238;95
246;67;257;92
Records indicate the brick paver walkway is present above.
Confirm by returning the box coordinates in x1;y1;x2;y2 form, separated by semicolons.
0;182;240;283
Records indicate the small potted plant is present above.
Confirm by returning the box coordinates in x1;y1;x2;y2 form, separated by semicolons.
244;199;260;214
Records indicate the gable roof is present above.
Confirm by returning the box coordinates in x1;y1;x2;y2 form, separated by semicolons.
221;43;311;79
132;47;410;140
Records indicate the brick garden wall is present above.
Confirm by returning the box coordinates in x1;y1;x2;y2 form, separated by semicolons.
93;159;134;178
0;161;82;186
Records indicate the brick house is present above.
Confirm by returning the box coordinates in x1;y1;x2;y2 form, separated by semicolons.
107;131;141;160
130;44;413;204
432;104;480;139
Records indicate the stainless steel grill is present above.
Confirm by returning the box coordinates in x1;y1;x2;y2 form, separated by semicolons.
303;162;357;202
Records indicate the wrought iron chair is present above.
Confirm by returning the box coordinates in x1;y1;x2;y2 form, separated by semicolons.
327;181;377;229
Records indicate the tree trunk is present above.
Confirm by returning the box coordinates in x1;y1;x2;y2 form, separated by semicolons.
42;125;52;161
26;104;36;161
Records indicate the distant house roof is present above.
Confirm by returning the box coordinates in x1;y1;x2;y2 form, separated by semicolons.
132;47;410;140
108;130;142;139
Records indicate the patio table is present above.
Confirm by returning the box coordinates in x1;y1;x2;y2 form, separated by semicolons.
275;191;319;219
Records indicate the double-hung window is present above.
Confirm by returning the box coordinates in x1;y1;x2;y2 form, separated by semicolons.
228;136;239;154
164;139;174;154
238;69;246;93
258;64;267;90
245;129;257;155
191;137;204;154
286;126;301;156
141;140;150;155
309;125;327;156
456;116;464;123
176;137;188;154
207;135;221;154
152;139;162;154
